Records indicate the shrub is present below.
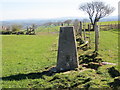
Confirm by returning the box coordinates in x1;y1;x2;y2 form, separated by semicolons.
11;24;22;32
1;30;12;35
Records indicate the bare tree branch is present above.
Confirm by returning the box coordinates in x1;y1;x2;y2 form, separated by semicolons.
79;1;115;30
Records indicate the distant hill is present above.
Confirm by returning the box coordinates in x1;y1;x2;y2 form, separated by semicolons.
100;16;118;22
1;16;118;28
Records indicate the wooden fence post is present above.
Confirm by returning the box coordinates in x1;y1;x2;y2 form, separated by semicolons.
88;24;91;48
79;21;82;37
83;22;86;41
110;24;112;29
61;23;64;26
27;26;29;32
95;25;99;51
32;25;35;34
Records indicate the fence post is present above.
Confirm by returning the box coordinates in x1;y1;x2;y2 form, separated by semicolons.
27;26;28;31
61;23;64;26
32;25;35;34
88;24;91;48
83;22;86;41
79;21;82;37
95;25;99;51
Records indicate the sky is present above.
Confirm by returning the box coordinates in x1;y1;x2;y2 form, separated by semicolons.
1;0;119;21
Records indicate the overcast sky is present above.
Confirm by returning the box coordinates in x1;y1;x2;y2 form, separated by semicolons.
1;0;119;21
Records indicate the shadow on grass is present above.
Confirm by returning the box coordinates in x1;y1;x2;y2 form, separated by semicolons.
79;52;102;70
107;67;120;88
79;51;101;64
108;67;120;78
108;78;120;89
2;68;56;81
82;63;101;70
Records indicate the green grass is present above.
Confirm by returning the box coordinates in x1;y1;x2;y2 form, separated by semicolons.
1;26;120;88
35;21;119;33
98;21;119;25
99;31;118;63
36;26;59;33
77;21;119;29
2;34;58;88
88;30;118;64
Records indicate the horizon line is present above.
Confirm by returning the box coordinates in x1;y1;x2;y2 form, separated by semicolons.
0;15;118;21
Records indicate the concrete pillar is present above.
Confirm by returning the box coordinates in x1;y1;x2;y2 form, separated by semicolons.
56;27;79;71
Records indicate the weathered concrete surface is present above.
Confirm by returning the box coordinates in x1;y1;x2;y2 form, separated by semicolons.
56;27;79;71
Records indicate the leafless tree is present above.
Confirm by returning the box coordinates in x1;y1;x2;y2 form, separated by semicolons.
79;1;115;30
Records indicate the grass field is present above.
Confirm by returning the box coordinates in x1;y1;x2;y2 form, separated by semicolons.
98;21;119;25
1;23;120;88
2;34;58;88
89;29;118;64
36;26;59;33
